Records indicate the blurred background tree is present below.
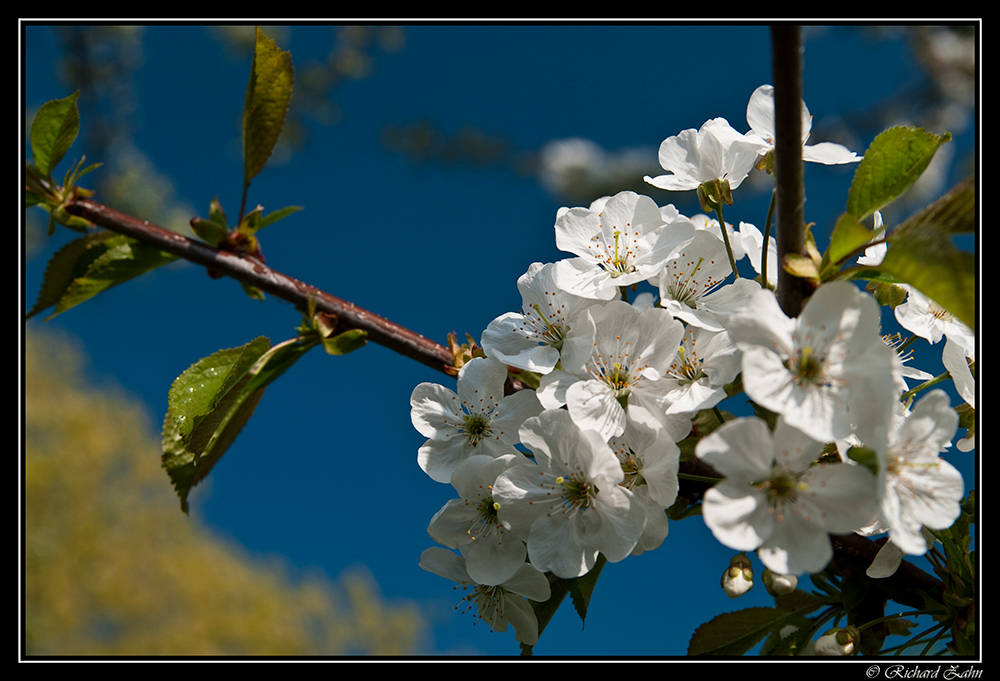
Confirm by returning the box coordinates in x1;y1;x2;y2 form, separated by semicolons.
24;327;424;655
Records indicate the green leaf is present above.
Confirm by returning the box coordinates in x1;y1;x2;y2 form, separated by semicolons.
689;590;825;657
26;231;114;319
322;328;368;356
823;212;878;274
162;335;320;513
242;27;294;184
890;175;976;241
847;126;951;221
190;217;229;247
782;253;821;282
30;91;81;178
209;195;229;228
878;222;975;331
162;338;271;513
688;607;797;656
258;205;303;232
25;231;177;321
520;573;570;656
567;554;606;630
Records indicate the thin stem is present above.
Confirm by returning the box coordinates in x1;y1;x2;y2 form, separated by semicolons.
677;472;723;485
761;188;776;290
900;370;952;401
855;609;936;634
713;204;739;278
238;179;250;226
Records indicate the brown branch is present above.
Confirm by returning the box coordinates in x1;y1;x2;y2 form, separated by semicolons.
64;198;456;376
771;25;813;318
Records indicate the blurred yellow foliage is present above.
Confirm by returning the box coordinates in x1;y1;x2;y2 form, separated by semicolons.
23;327;423;656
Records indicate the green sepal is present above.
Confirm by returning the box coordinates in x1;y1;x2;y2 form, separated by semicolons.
847;126;951;221
865;280;909;308
30;91;81;179
846;445;879;476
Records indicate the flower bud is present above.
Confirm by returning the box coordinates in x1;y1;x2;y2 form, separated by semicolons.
762;569;798;597
814;626;858;656
721;554;753;598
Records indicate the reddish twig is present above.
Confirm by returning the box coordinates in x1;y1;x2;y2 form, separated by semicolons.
64;198;455;376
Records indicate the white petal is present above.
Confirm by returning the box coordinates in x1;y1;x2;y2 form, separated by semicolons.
567;379;625;441
802;142;859;164
409;382;463;440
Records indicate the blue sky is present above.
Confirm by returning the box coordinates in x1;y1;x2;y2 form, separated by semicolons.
23;23;977;657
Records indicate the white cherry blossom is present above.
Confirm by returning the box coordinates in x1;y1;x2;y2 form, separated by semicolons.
607;420;680;555
536;300;688;441
481;261;600;375
745;84;860;165
410;357;542;483
656;229;761;331
427;454;533;585
491;409;646;578
725;282;900;447
644;117;768;192
552;190;695;300
697;416;879;575
418;546;550;645
876;390;965;555
894;285;975;356
660;325;742;416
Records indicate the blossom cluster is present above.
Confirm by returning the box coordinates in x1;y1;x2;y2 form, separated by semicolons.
410;85;973;646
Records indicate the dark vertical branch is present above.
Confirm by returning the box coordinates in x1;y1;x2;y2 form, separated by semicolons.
771;25;810;318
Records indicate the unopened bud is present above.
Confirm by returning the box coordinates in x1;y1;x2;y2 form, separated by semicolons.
762;569;798;596
814;626;858;656
721;554;753;598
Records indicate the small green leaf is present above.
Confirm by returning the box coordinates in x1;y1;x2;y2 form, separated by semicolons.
823;212;878;274
30;91;81;178
190;217;229;247
322;328;368;356
782;253;821;282
209;195;228;228
243;27;294;184
847;126;952;221
238;205;264;234
25;231;177;321
258;205;303;232
878;222;974;331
